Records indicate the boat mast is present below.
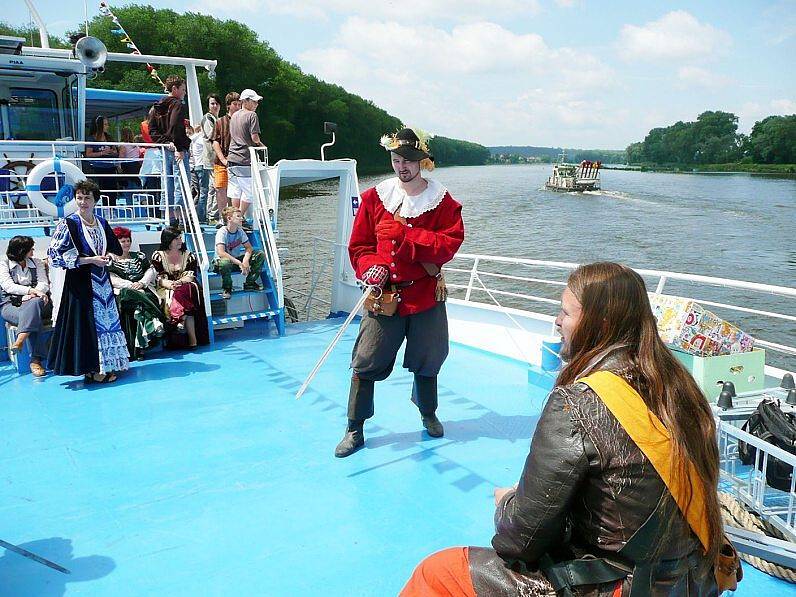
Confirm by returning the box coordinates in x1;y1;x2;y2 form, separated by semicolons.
23;0;50;49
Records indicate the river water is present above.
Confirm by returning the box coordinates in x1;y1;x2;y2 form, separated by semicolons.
276;164;795;367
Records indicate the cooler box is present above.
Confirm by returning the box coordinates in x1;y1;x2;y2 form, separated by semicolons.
671;347;766;399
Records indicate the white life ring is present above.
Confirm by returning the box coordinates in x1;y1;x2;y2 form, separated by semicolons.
25;157;85;217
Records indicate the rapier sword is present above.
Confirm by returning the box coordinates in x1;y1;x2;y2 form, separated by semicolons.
0;538;71;574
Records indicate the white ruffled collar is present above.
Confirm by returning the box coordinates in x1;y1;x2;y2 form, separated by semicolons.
375;177;447;218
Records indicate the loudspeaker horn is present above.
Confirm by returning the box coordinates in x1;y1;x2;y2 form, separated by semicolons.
75;36;108;72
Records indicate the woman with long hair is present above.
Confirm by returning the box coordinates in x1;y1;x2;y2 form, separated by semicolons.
150;227;209;349
85;115;119;207
402;262;726;596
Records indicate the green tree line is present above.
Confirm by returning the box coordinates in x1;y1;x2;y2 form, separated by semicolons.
2;9;490;172
430;136;491;166
626;111;796;166
489;146;626;164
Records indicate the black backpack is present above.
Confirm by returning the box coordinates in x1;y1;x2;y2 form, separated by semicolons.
738;399;796;491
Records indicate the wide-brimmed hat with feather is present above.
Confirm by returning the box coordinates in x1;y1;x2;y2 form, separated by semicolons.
380;127;434;162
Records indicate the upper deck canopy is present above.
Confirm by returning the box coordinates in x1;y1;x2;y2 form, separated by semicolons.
85;88;165;125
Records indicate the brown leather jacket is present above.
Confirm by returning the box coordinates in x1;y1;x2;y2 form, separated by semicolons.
469;355;718;596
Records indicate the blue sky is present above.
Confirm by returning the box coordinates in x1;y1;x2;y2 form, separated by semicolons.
8;1;795;148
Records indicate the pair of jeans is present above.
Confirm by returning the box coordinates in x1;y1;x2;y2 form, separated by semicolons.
164;149;191;209
212;250;266;291
191;167;210;222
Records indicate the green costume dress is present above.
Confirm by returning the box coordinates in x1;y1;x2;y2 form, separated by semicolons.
108;252;166;357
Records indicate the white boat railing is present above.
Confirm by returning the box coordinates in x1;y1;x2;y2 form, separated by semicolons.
176;159;212;319
249;146;283;310
716;409;796;542
445;254;796;362
0;140;176;227
283;236;339;321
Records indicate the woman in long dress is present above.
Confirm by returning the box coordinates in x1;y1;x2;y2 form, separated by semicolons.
47;180;129;383
107;226;165;360
150;226;209;349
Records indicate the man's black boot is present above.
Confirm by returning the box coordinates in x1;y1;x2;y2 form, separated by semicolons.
334;420;365;458
421;414;444;438
412;375;444;438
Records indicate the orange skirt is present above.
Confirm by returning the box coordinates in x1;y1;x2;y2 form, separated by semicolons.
400;547;476;597
401;547;624;596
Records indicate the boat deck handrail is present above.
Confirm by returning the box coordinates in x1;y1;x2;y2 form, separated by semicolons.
446;253;796;360
717;418;796;541
176;159;212;318
0;140;177;228
250;146;283;309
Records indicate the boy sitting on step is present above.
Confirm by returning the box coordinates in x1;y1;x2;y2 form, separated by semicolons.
213;206;265;299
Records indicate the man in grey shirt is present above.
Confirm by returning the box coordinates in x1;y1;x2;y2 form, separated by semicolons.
227;88;265;228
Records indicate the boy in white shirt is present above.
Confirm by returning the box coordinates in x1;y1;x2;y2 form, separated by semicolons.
189;125;209;222
212;207;265;299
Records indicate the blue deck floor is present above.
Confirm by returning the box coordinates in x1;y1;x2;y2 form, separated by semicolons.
1;319;793;595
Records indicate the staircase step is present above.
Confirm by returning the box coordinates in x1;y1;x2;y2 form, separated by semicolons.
209;288;264;300
210;309;279;326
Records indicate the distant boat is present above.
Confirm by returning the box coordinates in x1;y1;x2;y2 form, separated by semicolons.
545;152;601;191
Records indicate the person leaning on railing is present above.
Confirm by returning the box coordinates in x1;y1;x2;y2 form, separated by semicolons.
0;236;51;377
402;262;739;596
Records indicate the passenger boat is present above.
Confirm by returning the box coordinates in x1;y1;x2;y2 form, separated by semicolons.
1;15;795;595
544;152;601;191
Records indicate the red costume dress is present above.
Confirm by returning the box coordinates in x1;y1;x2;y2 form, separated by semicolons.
343;176;464;426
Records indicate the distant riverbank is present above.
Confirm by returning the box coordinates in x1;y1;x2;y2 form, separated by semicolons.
604;163;796;175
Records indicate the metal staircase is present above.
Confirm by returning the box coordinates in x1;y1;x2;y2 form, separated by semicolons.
177;157;286;341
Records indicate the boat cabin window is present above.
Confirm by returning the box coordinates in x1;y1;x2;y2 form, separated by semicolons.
8;88;61;140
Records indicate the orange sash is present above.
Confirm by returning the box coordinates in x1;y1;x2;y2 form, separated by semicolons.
578;371;710;552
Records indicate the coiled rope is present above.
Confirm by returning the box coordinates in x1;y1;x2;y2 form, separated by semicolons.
719;492;796;583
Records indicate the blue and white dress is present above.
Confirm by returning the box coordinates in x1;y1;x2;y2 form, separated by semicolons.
47;213;130;375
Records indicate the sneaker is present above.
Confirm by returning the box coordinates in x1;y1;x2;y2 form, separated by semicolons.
243;282;262;292
221;289;232;300
242;219;254;232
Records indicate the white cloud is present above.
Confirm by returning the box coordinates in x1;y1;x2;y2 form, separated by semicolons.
676;66;734;89
194;0;541;22
300;17;612;78
297;17;617;146
771;98;796;113
761;1;796;45
617;11;731;63
737;99;796;133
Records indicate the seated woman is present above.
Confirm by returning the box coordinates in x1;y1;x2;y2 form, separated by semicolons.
150;226;209;349
402;262;731;596
47;180;129;383
107;227;166;360
0;236;51;377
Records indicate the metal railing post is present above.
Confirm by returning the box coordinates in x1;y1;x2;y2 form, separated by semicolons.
655;275;668;294
464;257;479;302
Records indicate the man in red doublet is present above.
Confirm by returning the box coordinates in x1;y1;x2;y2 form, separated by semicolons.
335;128;465;457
